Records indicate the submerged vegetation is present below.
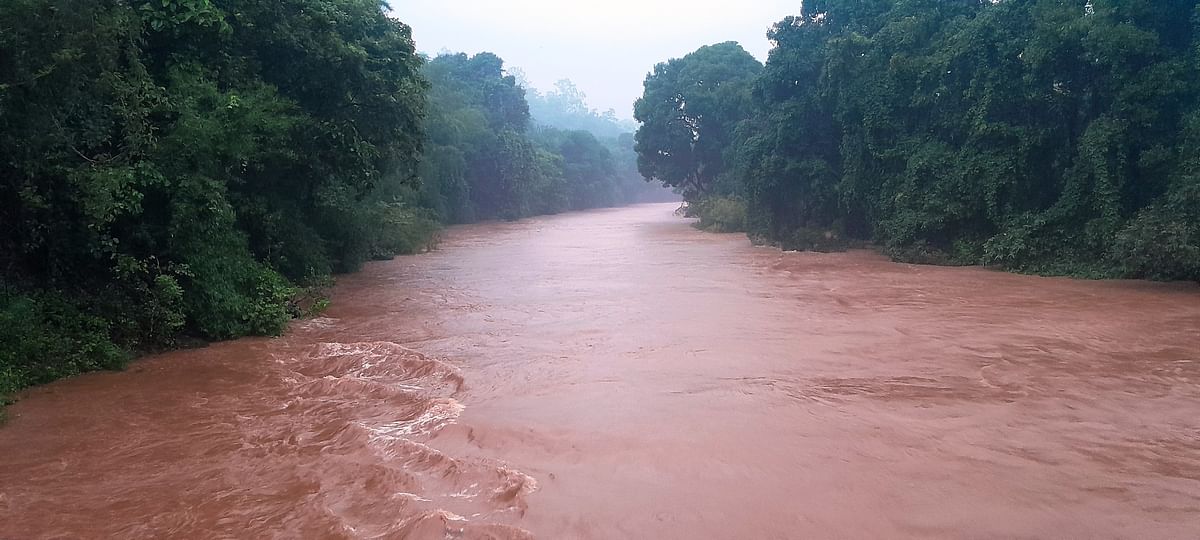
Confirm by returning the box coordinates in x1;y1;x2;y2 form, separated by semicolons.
636;0;1200;281
0;0;669;398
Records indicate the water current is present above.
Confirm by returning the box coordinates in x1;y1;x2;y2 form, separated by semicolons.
2;203;1198;538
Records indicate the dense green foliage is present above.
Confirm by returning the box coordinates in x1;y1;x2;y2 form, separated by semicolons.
19;0;1193;402
0;2;673;398
0;0;433;395
417;53;673;223
528;81;675;205
688;196;749;233
634;42;762;198
638;1;1200;281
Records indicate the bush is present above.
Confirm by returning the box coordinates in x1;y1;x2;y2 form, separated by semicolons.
691;196;748;233
367;202;442;259
180;251;294;340
981;215;1058;270
259;215;333;284
245;268;295;335
98;263;188;351
1110;204;1200;282
0;291;129;398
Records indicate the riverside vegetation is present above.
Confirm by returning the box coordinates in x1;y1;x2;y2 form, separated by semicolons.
0;0;668;400
4;0;1198;402
635;1;1200;276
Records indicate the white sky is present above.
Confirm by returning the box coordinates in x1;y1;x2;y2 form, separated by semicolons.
390;0;799;120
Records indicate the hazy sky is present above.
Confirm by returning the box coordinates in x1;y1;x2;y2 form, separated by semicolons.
390;1;799;120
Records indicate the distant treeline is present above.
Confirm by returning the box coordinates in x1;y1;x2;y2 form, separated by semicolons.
635;0;1200;281
417;52;671;224
0;0;668;398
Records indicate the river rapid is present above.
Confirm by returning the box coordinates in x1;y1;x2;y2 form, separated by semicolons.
2;203;1199;539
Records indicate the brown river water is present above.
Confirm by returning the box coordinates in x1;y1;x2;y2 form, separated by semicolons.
2;203;1200;539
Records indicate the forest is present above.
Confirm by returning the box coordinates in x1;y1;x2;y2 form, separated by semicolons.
0;0;665;398
4;0;1198;400
635;0;1199;280
3;2;1198;536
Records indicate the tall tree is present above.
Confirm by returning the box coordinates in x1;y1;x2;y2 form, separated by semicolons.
0;0;430;393
722;0;1200;279
633;42;762;198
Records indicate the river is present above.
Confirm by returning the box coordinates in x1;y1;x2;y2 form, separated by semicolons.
2;203;1199;539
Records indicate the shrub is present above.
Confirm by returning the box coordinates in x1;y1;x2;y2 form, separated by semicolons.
1110;204;1200;282
180;251;294;339
244;268;295;336
0;291;129;398
691;196;748;233
367;202;442;259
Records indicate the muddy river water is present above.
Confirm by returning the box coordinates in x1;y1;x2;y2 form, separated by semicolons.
2;203;1199;539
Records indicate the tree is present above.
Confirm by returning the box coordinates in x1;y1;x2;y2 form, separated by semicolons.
421;52;538;221
633;42;762;198
720;0;1200;278
0;0;431;394
422;53;658;221
526;79;632;139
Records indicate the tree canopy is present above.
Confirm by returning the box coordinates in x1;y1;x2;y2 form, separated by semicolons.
1;0;427;358
6;0;1195;401
637;1;1200;281
0;1;668;397
416;53;669;223
526;79;635;139
633;41;762;198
